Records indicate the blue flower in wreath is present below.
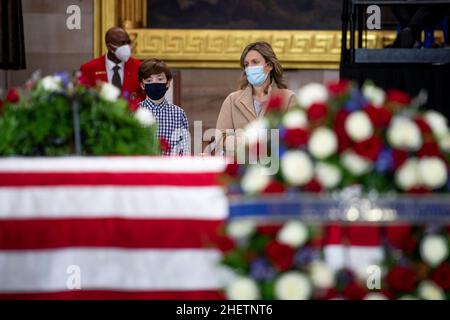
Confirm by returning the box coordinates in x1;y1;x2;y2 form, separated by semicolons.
250;258;276;281
344;88;365;112
375;147;394;173
294;247;320;268
335;269;355;287
54;72;70;87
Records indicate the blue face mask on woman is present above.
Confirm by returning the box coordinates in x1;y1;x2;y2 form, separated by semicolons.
144;83;168;100
245;65;268;87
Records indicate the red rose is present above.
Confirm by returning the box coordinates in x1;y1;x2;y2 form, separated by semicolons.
432;262;450;291
5;88;20;104
364;105;392;128
403;236;418;255
386;265;416;293
343;282;367;300
304;179;322;193
266;94;284;112
307;103;328;123
265;240;295;271
334;109;352;152
385;226;417;255
387;89;411;106
415;117;433;134
283;128;309;148
406;187;430;194
392;149;408;169
353;136;383;161
417;141;441;158
159;137;171;154
0;99;3;112
257;224;282;236
128;98;140;112
225;162;239;177
263;180;286;194
327;80;350;97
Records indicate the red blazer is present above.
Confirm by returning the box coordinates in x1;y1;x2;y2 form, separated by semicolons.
80;55;143;101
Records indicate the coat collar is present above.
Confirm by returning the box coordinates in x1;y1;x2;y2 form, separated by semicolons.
237;82;279;121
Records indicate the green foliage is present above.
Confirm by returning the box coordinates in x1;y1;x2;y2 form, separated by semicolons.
0;78;160;156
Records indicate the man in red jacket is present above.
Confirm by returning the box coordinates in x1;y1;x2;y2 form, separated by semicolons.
80;27;143;101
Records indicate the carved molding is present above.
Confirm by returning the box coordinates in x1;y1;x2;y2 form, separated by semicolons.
127;29;397;69
95;1;443;69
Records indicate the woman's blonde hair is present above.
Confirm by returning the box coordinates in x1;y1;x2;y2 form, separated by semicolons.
239;41;287;91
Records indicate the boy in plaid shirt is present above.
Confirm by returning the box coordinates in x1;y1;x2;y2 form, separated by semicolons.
138;59;191;156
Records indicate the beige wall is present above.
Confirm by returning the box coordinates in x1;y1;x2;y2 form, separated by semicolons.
0;0;339;145
0;0;93;90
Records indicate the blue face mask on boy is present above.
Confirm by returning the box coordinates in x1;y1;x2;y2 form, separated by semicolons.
245;65;268;87
144;83;168;100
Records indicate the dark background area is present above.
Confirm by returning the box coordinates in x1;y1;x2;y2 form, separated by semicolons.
147;0;344;30
147;0;399;30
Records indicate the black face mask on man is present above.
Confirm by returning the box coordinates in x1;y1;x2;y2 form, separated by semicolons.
144;83;168;100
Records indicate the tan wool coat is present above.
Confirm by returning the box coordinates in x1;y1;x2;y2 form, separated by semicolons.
216;83;297;133
214;82;297;153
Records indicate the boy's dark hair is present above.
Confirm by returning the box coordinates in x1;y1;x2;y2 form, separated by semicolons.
138;58;172;83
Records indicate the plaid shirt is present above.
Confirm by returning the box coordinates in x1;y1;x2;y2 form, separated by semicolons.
139;98;191;156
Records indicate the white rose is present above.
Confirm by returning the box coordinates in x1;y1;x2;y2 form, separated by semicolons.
281;150;314;186
226;219;256;240
244;118;268;145
225;276;260;300
363;84;386;107
417;281;445;300
41;76;62;92
241;165;271;194
134;108;155;127
341;151;373;176
315;162;342;189
297;83;329;109
282;109;308;129
277;221;309;248
420;235;449;267
438;133;450;152
363;293;388;300
418;157;448;189
100;82;121;102
395;158;420;191
274;272;312;300
387;116;422;151
309;261;335;289
308;127;338;160
424;110;449;139
345;111;374;142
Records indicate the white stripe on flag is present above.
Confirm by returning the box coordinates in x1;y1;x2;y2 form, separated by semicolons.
0;248;232;293
0;157;226;173
0;186;228;220
324;245;384;273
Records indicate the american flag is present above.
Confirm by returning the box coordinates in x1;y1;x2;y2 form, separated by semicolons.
0;156;231;299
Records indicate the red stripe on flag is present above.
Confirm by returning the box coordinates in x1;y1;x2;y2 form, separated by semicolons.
0;218;225;250
0;172;220;187
324;224;381;246
0;290;225;300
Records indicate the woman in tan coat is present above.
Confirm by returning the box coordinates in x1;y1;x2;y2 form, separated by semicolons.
215;41;297;154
